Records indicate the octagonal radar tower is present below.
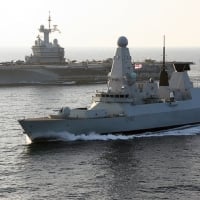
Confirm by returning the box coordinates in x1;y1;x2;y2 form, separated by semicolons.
108;36;136;94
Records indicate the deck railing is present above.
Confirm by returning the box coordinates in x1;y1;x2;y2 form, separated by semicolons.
191;78;200;88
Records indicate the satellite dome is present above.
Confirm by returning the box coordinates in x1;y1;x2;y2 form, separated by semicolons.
40;25;44;31
53;39;58;45
117;36;128;47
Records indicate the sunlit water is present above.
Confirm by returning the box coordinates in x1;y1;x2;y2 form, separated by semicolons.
1;47;200;199
1;83;200;200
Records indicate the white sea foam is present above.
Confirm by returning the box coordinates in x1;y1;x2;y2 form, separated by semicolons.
45;124;200;142
54;132;135;141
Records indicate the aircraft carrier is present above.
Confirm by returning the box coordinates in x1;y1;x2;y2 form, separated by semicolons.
0;14;175;86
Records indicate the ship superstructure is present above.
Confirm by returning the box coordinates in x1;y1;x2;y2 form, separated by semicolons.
19;36;200;142
25;13;65;64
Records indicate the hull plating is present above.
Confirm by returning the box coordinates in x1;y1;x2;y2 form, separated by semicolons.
19;97;200;142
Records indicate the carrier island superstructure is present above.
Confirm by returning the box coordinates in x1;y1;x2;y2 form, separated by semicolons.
19;36;200;142
25;13;65;64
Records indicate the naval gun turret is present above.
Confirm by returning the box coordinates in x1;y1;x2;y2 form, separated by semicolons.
25;13;65;64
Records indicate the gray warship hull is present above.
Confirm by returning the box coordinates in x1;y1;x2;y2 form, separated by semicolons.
19;88;200;142
0;64;110;85
0;61;176;86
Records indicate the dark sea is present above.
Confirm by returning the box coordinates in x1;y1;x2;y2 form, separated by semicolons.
1;48;200;200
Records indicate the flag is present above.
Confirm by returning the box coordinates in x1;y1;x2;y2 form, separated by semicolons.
134;63;142;69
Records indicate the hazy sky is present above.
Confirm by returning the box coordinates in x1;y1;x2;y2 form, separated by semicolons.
1;0;200;47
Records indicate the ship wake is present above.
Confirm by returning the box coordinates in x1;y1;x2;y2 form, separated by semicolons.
28;124;200;143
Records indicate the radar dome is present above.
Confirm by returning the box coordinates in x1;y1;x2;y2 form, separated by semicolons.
117;36;128;47
40;25;44;31
53;39;58;45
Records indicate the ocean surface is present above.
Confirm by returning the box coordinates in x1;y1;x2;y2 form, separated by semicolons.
1;48;200;199
1;46;200;63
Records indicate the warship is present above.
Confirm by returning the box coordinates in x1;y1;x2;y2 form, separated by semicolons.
19;36;200;142
0;14;177;86
0;14;111;85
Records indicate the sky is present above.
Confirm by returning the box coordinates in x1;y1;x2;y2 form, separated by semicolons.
1;0;200;48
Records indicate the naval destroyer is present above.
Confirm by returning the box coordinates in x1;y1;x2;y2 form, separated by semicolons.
19;36;200;142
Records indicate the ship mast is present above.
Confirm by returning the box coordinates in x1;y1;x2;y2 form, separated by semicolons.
48;11;51;31
159;35;169;86
162;35;165;71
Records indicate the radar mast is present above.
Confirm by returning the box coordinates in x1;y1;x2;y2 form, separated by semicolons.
162;35;166;71
159;35;169;86
48;11;51;31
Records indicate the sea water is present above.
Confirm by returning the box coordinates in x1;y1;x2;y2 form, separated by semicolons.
1;48;200;199
1;46;200;63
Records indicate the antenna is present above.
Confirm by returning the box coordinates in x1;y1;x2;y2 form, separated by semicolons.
162;35;165;71
159;35;169;86
48;11;51;30
53;25;61;33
